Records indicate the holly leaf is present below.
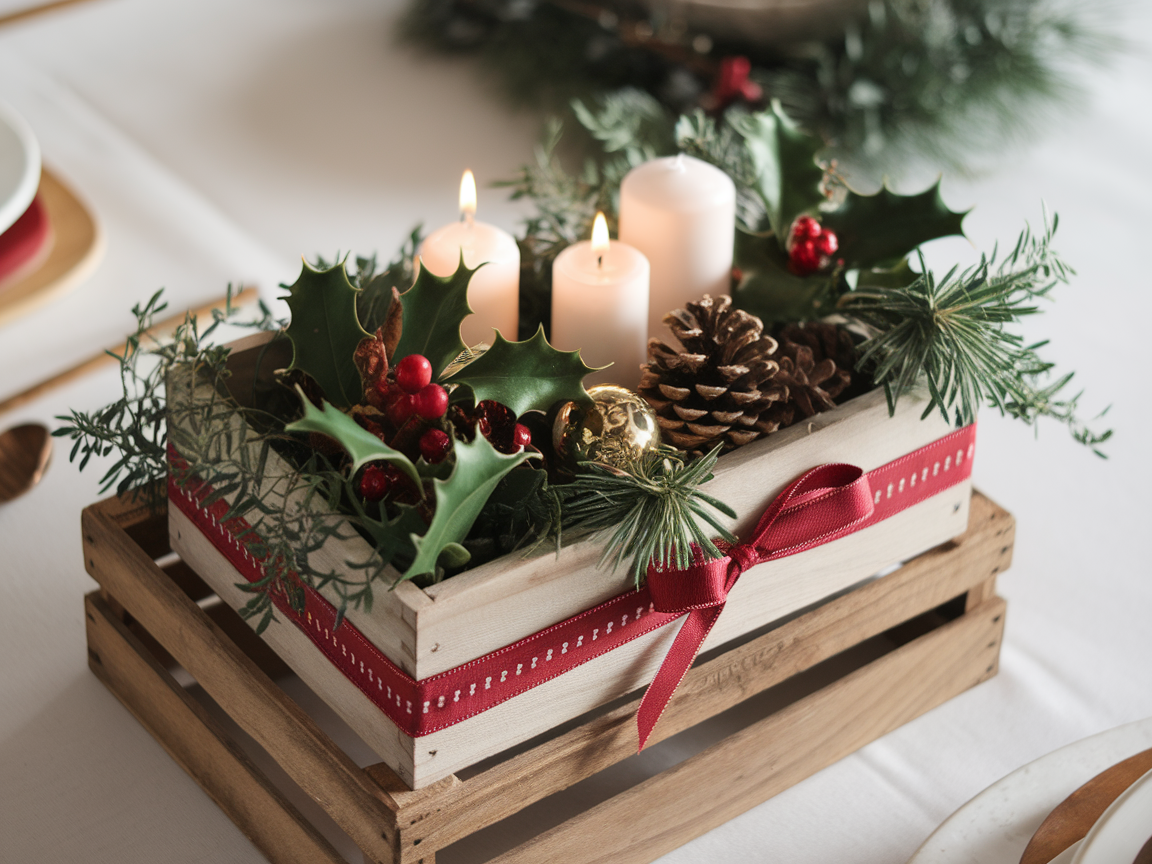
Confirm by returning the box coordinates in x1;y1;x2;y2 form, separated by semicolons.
284;261;370;409
401;434;537;582
738;101;825;241
822;180;969;269
445;326;597;416
284;386;421;487
733;229;838;325
394;254;475;379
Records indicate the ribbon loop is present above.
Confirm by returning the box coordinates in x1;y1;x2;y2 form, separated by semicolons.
636;461;875;750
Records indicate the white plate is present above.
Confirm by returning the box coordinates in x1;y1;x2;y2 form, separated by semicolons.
1073;767;1152;864
0;100;41;236
907;717;1152;864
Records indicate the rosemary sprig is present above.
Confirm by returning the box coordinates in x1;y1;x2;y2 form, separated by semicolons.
52;286;269;509
559;446;738;586
840;213;1111;455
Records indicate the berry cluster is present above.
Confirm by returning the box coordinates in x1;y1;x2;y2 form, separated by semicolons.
787;216;839;277
381;355;449;428
358;462;409;503
474;400;532;455
355;352;532;503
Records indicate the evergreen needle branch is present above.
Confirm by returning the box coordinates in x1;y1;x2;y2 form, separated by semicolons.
559;446;738;586
840;213;1111;455
52;286;272;509
52;285;400;632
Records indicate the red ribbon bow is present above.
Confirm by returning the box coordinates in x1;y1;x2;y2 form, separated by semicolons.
637;463;876;749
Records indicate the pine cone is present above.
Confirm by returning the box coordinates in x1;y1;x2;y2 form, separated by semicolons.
639;295;787;454
759;322;856;428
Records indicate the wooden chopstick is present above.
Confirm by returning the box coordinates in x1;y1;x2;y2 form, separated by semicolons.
0;286;259;416
0;0;99;28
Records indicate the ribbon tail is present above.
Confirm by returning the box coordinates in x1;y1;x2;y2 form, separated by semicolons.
636;604;724;751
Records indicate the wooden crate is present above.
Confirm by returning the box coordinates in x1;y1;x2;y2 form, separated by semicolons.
167;332;974;787
82;489;1012;864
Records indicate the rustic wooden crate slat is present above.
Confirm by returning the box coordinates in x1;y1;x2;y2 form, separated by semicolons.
374;491;1012;857
82;487;1011;864
85;592;347;864
82;501;400;863
485;597;1005;864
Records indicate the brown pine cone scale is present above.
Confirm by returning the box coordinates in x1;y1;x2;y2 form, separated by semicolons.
639;295;787;454
758;322;857;431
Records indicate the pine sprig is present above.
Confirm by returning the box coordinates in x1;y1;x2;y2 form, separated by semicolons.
52;286;268;509
840;213;1110;454
53;286;406;632
559;445;737;585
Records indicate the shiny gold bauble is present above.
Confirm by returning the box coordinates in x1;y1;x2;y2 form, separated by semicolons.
552;385;661;470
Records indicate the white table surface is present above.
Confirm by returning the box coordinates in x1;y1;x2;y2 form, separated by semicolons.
0;1;1150;862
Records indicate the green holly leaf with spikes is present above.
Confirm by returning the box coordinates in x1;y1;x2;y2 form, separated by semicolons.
445;326;597;416
283;386;421;487
401;434;537;582
394;254;476;379
822;180;969;269
284;261;371;410
738;101;826;241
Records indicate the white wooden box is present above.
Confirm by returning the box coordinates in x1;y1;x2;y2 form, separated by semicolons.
168;331;972;788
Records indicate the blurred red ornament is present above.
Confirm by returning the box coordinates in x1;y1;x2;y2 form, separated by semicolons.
712;56;763;110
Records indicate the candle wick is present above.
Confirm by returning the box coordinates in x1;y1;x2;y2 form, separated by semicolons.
462;211;475;229
597;254;603;269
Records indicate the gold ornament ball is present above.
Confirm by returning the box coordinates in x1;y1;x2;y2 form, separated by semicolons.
552;385;661;469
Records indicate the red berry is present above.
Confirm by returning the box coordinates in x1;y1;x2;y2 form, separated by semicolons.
413;383;448;420
476;400;519;453
358;464;391;502
387;393;416;427
419;428;452;463
395;355;432;395
791;215;821;243
512;423;531;449
816;228;839;256
789;239;822;275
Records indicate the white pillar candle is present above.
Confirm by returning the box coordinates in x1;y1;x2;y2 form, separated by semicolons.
419;170;520;347
618;154;736;338
551;213;650;388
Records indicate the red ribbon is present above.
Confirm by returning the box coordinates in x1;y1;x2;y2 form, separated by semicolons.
170;424;975;743
638;463;876;749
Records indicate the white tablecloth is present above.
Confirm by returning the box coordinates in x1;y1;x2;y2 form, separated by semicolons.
0;1;1150;862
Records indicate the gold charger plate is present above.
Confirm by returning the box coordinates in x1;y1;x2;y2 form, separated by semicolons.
0;166;103;329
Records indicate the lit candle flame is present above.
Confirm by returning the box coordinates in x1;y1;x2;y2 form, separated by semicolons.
459;170;477;222
591;212;609;265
